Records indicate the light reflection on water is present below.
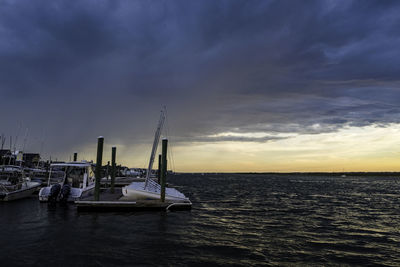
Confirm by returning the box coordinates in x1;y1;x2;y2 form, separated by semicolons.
0;174;399;266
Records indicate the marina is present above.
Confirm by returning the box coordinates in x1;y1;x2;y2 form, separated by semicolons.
80;108;191;212
2;1;400;265
0;108;191;216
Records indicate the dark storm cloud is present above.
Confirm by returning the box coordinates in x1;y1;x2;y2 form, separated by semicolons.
0;0;400;158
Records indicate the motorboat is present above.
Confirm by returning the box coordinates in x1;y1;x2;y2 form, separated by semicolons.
122;108;190;203
0;165;41;201
38;161;95;203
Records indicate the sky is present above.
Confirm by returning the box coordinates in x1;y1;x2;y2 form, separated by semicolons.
1;0;400;172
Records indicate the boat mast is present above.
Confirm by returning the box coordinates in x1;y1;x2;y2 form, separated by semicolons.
144;109;165;189
1;134;5;150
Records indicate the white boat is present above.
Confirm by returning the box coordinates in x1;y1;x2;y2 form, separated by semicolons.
38;162;95;202
122;109;190;203
0;165;41;201
24;167;48;183
122;181;188;202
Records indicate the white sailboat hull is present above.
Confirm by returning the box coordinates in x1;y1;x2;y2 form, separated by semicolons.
122;182;189;203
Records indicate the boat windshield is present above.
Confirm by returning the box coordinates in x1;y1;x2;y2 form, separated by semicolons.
49;166;87;188
0;166;23;184
0;171;21;184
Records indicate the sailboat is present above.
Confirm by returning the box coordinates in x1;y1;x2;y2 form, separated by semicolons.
122;109;190;203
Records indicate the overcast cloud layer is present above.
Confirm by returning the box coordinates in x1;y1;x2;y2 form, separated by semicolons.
1;0;400;158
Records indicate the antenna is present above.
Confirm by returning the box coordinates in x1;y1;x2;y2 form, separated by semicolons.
9;136;12;165
39;129;45;155
0;134;5;150
13;122;22;153
0;134;5;165
163;106;176;172
22;128;29;152
36;129;45;168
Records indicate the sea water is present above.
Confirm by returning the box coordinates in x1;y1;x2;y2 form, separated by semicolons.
0;174;399;266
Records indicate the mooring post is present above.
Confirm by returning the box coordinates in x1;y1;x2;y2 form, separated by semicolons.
73;152;77;162
94;136;104;201
158;154;162;184
111;146;116;194
160;139;168;202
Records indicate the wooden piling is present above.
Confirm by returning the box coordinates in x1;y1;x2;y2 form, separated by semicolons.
73;152;77;162
160;139;168;202
111;147;116;194
158;154;162;184
94;136;104;201
106;161;110;187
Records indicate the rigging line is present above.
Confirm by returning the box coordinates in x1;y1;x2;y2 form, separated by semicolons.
144;109;165;188
163;112;171;170
170;134;176;172
39;129;45;156
22;128;29;152
164;114;173;171
37;129;45;168
164;107;176;172
161;108;171;171
14;122;22;152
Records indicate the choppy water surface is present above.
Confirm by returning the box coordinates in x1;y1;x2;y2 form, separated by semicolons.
1;174;400;266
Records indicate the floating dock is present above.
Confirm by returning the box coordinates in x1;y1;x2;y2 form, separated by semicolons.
75;188;192;212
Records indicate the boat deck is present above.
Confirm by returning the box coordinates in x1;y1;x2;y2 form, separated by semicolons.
75;188;192;212
100;177;158;186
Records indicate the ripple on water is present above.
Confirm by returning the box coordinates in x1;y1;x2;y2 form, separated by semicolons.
1;174;400;266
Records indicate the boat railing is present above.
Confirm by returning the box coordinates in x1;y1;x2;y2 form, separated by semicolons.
0;183;9;193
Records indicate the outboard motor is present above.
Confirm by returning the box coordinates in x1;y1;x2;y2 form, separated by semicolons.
48;184;61;204
59;184;71;205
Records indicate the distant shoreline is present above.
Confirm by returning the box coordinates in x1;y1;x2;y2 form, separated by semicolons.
174;172;400;176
